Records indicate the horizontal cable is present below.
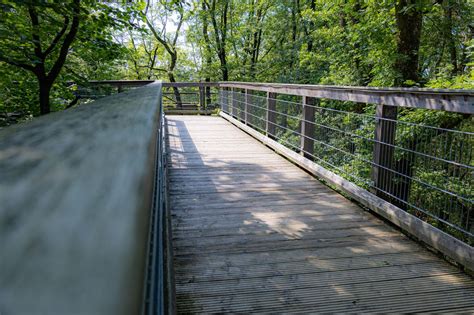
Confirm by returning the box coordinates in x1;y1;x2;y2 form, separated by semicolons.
229;103;473;203
220;92;474;239
225;90;474;135
233;98;473;169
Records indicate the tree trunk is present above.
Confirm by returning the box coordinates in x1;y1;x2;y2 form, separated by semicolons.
208;0;229;81
443;1;458;75
205;78;212;105
219;51;229;81
168;72;182;108
168;50;182;108
306;0;315;52
394;0;423;86
375;1;423;210
39;79;52;115
202;1;213;89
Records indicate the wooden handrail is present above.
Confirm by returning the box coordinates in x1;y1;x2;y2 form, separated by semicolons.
84;80;219;88
219;81;474;114
75;79;474;118
88;79;155;86
0;82;164;314
81;80;473;113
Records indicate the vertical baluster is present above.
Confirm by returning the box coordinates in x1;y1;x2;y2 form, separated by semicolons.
231;88;237;118
236;90;243;122
300;96;316;159
372;105;397;200
245;89;251;125
266;92;277;139
199;86;205;113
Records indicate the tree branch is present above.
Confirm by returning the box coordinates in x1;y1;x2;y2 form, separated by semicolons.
47;0;80;82
145;16;174;56
172;11;184;47
28;6;43;58
137;65;168;72
0;54;35;72
43;16;70;57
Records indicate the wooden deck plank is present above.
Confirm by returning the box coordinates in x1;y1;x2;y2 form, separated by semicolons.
166;115;474;314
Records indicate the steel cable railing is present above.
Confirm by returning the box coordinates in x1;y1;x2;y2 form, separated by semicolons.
219;88;474;244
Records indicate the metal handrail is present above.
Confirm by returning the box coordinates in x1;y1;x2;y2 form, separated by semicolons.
142;82;174;315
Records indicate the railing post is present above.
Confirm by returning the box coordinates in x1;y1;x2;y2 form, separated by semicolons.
239;90;245;122
245;89;251;125
220;87;226;112
222;88;230;115
117;84;123;93
199;86;205;112
205;79;212;106
231;88;238;118
371;105;397;199
300;96;316;159
266;92;277;139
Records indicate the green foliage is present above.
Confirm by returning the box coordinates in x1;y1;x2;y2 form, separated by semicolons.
0;0;141;121
0;0;472;241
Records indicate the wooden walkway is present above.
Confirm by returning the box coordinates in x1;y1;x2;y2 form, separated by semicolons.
166;116;474;313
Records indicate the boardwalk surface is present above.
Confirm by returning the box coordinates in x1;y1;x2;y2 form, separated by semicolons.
166;115;474;313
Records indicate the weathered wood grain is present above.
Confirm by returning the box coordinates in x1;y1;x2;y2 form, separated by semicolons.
221;111;474;270
167;115;474;313
0;82;162;314
219;81;474;114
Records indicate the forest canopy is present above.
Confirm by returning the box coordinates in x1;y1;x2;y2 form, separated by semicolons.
0;0;473;121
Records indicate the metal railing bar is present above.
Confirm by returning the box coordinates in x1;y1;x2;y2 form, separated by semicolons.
227;103;473;203
224;105;473;238
236;99;473;169
227;93;473;172
228;91;474;135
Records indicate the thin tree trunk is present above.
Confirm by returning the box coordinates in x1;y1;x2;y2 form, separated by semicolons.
307;0;315;52
208;0;229;81
202;1;213;99
167;46;182;107
443;1;458;75
168;70;182;108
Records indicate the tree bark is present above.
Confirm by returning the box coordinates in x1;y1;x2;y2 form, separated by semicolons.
202;0;213;98
394;0;423;86
248;2;265;79
443;1;458;75
207;0;229;81
168;55;183;108
39;80;52;115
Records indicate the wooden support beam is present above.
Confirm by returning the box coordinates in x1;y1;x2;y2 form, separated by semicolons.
231;88;238;118
245;89;251;125
205;85;211;105
300;96;316;159
371;105;397;200
222;87;229;113
239;90;245;122
219;82;474;114
199;86;205;111
266;92;277;138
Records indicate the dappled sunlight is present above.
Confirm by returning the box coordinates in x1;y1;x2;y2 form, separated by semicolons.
167;116;474;313
251;212;310;239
